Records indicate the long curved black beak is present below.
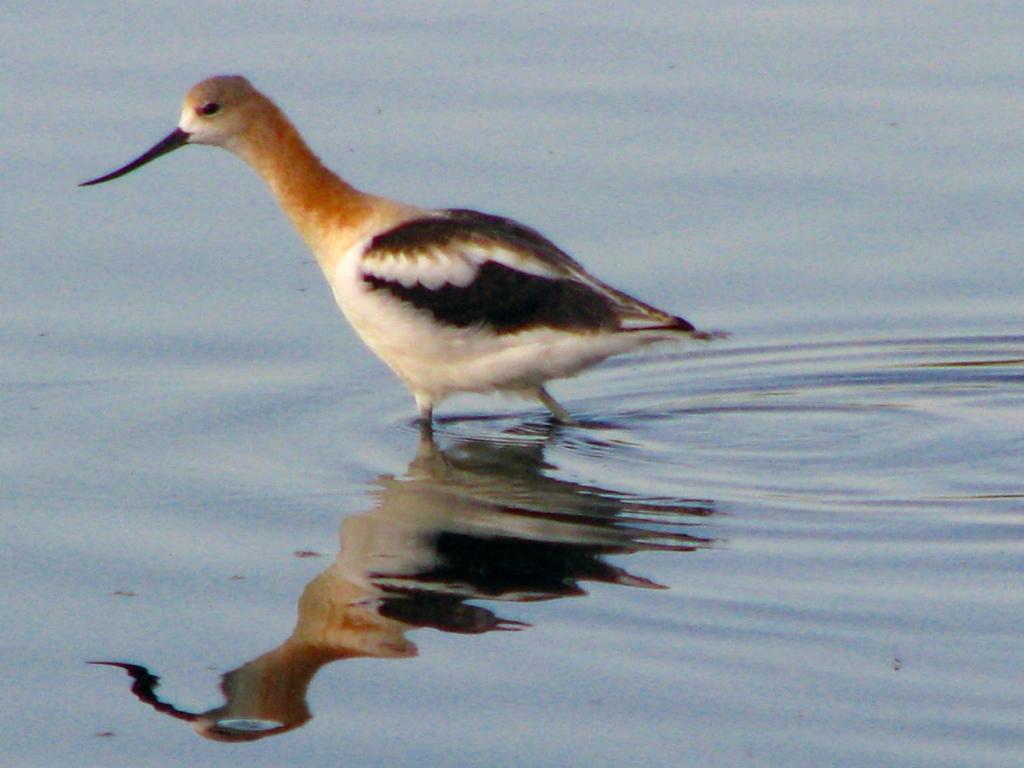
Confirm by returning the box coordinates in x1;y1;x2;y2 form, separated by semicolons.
80;127;191;186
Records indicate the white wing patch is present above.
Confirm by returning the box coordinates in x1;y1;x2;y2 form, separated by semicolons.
471;243;563;280
362;246;477;289
361;240;564;290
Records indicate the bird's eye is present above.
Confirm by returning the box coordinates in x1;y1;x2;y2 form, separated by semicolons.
198;102;220;116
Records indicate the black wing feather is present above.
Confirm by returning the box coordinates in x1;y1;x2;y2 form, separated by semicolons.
363;260;617;334
364;211;619;334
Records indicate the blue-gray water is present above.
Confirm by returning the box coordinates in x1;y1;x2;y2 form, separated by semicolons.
3;3;1022;766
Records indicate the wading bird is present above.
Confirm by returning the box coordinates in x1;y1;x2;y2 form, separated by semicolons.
82;75;719;425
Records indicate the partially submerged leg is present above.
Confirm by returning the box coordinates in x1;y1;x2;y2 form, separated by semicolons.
537;386;578;425
414;393;434;430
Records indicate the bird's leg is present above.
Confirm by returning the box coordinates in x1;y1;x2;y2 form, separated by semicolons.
417;416;434;440
537;386;578;426
414;395;434;434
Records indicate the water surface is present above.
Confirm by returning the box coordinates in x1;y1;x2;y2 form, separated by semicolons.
3;3;1022;767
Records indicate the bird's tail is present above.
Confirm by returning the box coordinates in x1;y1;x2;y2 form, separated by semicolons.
623;322;729;341
618;308;728;341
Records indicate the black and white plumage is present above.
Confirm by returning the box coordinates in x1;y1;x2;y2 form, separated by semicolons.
79;75;718;425
332;208;710;423
363;209;696;335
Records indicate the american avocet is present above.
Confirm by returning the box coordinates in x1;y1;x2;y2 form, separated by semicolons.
82;75;720;424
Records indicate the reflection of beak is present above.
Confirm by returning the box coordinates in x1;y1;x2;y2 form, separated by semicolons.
79;127;190;186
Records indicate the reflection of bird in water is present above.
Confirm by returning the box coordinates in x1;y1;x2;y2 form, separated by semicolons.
91;431;715;741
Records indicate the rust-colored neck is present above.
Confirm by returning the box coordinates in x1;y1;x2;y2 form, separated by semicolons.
233;94;374;259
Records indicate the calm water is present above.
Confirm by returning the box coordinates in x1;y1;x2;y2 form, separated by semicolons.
3;3;1023;767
